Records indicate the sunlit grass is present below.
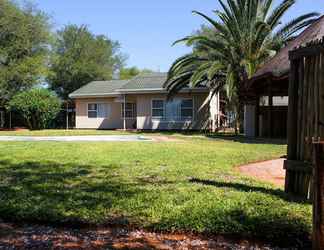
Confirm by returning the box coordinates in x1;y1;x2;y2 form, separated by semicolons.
0;135;311;247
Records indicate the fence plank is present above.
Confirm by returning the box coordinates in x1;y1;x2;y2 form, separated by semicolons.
286;41;324;199
313;143;324;250
297;59;304;159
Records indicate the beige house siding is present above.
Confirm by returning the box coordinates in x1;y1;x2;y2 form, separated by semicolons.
136;93;209;130
75;97;136;129
74;93;209;130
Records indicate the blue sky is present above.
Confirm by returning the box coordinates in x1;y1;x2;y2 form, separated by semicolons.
32;0;324;72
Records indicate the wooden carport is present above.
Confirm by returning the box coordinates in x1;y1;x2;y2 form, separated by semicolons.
244;74;289;138
245;16;324;139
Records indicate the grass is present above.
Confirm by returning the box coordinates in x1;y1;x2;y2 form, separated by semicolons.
0;132;311;247
0;129;134;136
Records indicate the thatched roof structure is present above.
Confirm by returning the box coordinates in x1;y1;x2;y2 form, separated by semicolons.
250;15;324;82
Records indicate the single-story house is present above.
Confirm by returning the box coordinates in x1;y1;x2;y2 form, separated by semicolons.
69;72;221;130
244;15;324;138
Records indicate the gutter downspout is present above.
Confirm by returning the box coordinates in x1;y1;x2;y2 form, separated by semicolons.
123;94;126;131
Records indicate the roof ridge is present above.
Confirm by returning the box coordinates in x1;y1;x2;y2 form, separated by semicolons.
134;72;167;77
251;14;324;81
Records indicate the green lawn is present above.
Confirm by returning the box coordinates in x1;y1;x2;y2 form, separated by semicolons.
0;129;134;136
0;133;311;247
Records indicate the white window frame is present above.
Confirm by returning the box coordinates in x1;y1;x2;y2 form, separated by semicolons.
151;99;165;120
151;98;194;122
121;102;136;119
180;98;194;121
87;103;98;118
87;102;110;119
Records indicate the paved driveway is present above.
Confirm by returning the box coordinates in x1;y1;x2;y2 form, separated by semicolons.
0;135;152;142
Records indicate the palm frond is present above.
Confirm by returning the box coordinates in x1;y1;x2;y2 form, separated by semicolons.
192;10;230;37
172;37;191;46
274;13;319;40
266;0;294;28
189;62;210;87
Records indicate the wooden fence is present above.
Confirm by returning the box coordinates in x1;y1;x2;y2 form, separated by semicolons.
285;38;324;199
313;142;324;249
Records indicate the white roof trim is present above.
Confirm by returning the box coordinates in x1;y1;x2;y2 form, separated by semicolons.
69;93;120;99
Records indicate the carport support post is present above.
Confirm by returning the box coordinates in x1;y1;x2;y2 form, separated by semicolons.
123;94;126;131
255;97;260;137
267;81;273;138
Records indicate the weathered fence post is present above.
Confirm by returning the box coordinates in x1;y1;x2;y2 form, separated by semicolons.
313;142;324;249
285;39;324;199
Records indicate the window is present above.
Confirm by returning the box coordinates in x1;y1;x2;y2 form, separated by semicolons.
88;104;97;118
273;96;288;106
88;103;110;118
121;103;136;118
152;98;193;121
180;99;193;119
259;96;269;106
260;96;289;106
152;100;165;118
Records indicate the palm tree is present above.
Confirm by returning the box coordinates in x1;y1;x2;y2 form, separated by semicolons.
164;0;319;133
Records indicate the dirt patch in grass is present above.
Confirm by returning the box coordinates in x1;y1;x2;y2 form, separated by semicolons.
148;135;182;142
238;158;286;187
0;222;294;250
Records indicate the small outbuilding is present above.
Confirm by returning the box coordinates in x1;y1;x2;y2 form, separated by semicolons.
244;16;324;138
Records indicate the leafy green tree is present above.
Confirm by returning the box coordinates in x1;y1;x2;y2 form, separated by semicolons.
8;88;61;130
0;0;51;107
119;67;153;80
48;25;126;99
164;0;318;133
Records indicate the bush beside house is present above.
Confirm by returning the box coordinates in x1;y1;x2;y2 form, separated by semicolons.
8;89;61;130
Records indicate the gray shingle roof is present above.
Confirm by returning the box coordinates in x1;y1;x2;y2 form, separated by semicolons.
118;72;167;90
69;72;209;98
69;80;128;98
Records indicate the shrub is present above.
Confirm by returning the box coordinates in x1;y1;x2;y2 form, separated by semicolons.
8;88;61;130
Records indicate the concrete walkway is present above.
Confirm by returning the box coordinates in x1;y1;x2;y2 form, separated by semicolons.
238;158;286;187
0;135;153;142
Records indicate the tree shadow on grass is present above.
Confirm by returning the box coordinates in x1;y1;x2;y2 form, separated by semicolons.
155;178;311;248
0;159;311;248
189;178;309;203
0;159;146;227
133;130;287;145
205;134;287;145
